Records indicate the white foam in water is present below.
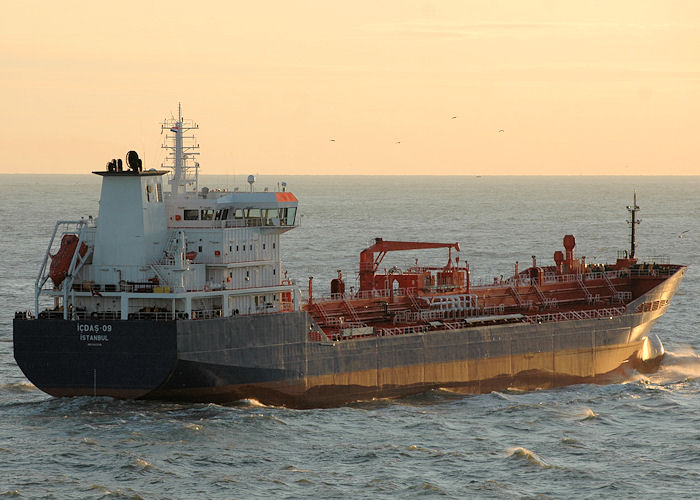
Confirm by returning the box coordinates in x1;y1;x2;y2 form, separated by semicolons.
657;348;700;381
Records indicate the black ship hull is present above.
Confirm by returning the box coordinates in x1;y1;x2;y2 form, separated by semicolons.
13;269;684;408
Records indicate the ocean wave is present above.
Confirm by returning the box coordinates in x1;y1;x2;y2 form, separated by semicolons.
243;413;288;425
505;446;553;468
86;485;145;500
406;444;445;456
1;381;37;393
617;348;700;393
658;348;700;381
619;348;700;394
134;457;152;469
283;465;312;473
234;398;270;408
489;391;512;401
578;407;599;421
560;437;585;448
356;388;466;408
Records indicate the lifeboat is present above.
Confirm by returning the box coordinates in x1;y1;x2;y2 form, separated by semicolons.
49;234;88;287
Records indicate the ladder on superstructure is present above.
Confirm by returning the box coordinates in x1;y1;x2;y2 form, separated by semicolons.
406;290;422;312
151;231;181;286
311;302;336;327
508;284;524;307
577;276;594;304
602;273;619;301
531;282;547;307
603;273;632;303
342;299;362;324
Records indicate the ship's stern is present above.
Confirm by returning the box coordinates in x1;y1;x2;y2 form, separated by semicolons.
13;318;177;398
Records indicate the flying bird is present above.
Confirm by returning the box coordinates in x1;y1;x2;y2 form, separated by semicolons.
679;230;689;239
451;116;457;119
498;129;504;133
329;139;335;142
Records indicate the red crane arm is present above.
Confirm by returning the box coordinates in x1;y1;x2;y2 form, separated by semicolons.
361;239;460;272
359;238;461;291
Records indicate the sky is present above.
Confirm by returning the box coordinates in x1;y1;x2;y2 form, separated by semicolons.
2;1;699;175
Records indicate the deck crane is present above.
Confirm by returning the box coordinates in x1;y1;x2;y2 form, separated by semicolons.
359;238;461;292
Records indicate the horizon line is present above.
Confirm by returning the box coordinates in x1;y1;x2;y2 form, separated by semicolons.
2;172;699;177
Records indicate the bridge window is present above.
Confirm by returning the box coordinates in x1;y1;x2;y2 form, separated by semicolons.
184;209;199;220
201;209;214;220
262;208;279;225
245;208;262;226
279;207;296;226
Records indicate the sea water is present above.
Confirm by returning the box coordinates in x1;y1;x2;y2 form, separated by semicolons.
1;175;698;499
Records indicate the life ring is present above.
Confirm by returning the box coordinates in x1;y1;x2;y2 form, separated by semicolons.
91;312;98;319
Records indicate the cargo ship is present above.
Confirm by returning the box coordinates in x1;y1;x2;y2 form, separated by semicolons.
13;107;686;408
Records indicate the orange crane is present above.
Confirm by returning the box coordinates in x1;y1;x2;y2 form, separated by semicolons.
359;238;461;292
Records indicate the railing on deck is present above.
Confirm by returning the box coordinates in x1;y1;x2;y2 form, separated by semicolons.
471;267;674;289
330;306;628;341
312;287;418;303
524;307;625;324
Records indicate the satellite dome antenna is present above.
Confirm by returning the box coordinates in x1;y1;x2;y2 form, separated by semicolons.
247;175;255;192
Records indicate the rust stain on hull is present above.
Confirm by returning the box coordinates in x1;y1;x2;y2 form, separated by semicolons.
146;339;649;409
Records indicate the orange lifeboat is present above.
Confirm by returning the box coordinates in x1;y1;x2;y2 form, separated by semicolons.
49;234;88;287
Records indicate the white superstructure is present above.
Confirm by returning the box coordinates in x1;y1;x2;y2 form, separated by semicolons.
35;107;299;321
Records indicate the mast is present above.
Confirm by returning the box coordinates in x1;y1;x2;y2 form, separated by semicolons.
626;191;641;259
161;103;200;194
